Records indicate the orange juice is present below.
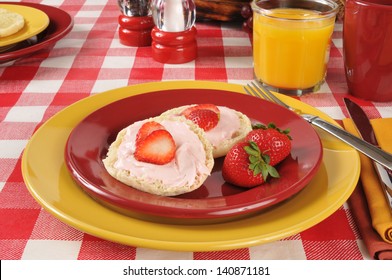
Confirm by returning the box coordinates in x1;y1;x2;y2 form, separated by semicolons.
253;7;336;91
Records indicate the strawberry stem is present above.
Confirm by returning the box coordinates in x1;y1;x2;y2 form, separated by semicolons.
244;141;280;181
252;122;292;140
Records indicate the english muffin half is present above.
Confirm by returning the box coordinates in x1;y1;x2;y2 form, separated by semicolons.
161;104;252;158
103;116;214;196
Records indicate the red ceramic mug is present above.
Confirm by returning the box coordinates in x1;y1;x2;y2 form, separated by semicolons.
343;0;392;102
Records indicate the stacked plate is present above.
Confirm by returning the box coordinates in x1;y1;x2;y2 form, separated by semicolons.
22;81;361;251
0;2;73;63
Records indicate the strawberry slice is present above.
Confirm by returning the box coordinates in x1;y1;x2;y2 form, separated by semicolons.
134;129;176;165
185;109;219;131
181;104;220;118
135;121;165;146
181;104;220;131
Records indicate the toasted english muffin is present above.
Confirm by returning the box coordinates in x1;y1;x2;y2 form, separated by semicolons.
102;116;214;196
161;105;252;158
0;8;25;37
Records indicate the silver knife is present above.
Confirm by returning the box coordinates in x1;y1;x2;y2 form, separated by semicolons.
344;98;392;212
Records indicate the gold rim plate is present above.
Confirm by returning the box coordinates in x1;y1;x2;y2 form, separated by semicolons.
22;81;360;251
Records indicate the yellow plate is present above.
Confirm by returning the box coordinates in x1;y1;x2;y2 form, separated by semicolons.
22;81;360;251
0;4;49;47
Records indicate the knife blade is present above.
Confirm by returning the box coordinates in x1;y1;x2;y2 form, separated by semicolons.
344;98;392;212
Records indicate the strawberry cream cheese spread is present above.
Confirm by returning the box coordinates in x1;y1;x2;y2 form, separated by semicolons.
160;104;253;158
205;106;241;148
114;119;211;188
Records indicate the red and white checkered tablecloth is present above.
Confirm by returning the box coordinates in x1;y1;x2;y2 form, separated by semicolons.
1;0;392;260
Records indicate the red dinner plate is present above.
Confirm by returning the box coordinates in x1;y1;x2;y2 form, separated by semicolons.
0;2;73;63
65;89;323;224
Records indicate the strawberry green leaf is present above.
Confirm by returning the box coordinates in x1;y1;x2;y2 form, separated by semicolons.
249;141;260;151
267;165;280;178
261;154;270;165
244;146;259;157
243;140;281;181
249;161;258;170
267;123;277;129
268;122;293;140
249;155;259;163
252;123;267;130
261;167;269;181
253;164;262;176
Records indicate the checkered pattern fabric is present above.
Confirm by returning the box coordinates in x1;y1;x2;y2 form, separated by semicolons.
1;0;391;260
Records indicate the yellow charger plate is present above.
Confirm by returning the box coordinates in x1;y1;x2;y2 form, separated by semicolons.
22;81;360;251
0;4;50;47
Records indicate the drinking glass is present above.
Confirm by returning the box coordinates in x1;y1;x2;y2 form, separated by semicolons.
251;0;338;95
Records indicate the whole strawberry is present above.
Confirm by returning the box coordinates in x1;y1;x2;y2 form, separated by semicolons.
222;141;279;188
245;123;292;166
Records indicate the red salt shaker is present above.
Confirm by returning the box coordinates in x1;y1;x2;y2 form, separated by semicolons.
117;0;153;47
151;26;197;64
118;15;154;47
150;0;197;64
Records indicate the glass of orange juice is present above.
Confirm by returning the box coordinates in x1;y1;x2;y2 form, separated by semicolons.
251;0;338;95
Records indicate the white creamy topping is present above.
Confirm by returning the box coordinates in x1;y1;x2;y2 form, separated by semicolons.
114;119;210;188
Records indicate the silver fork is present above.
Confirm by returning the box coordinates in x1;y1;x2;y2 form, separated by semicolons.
244;81;392;170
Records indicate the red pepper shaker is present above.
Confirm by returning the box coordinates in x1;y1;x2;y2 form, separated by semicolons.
150;0;197;63
117;0;154;47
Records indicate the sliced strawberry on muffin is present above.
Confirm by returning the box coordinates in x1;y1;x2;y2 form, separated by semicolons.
135;121;165;146
181;104;220;132
103;116;214;196
134;128;176;165
183;108;220;132
161;104;252;158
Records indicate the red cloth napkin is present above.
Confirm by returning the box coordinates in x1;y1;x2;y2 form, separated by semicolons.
344;118;392;259
348;181;392;260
